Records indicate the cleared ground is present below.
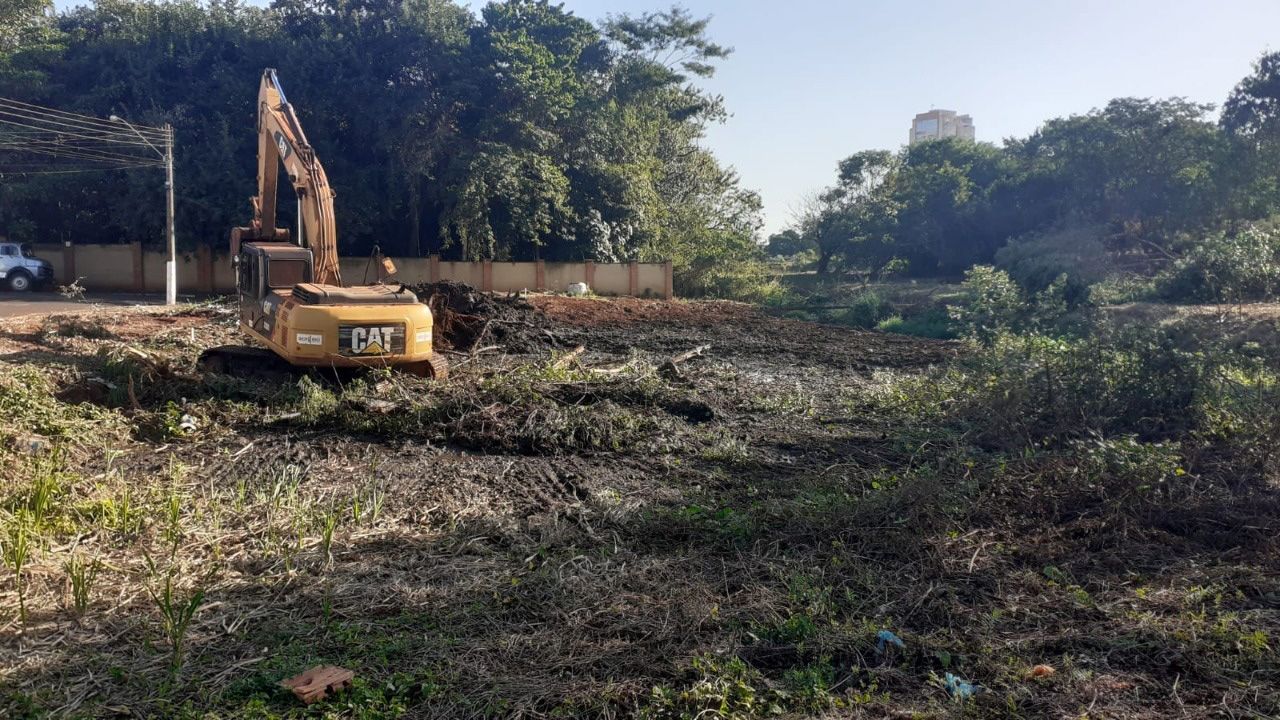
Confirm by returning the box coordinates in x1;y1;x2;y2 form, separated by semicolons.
0;294;1276;719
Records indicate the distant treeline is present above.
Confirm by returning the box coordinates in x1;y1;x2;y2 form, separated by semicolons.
0;0;761;289
772;53;1280;287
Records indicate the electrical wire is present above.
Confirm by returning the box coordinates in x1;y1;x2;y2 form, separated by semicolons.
0;143;162;166
0;166;156;175
0;98;167;140
0;96;168;136
0;112;163;148
0;136;161;160
0;96;169;177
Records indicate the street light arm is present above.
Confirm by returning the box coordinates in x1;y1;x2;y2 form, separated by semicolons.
110;114;164;159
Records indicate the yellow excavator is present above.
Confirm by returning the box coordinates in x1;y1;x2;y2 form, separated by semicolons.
199;69;446;378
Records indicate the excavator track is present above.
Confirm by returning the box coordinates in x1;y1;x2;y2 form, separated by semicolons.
405;353;450;379
198;344;450;381
198;344;301;381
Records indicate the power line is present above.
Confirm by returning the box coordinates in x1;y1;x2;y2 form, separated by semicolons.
0;166;157;175
0;113;162;148
0;143;162;166
0;97;167;139
0;96;167;134
0;135;161;159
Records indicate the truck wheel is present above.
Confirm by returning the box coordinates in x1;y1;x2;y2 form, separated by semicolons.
7;272;32;292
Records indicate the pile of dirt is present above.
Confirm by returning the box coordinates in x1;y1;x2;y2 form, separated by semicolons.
411;281;568;353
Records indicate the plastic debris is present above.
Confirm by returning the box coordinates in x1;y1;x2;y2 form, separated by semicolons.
179;413;199;433
567;282;589;296
944;672;981;700
876;629;906;653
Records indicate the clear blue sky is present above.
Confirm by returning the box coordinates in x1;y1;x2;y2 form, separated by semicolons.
52;0;1280;234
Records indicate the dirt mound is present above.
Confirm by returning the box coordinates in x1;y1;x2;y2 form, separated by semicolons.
412;281;567;353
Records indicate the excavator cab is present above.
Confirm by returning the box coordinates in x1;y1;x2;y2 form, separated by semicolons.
236;242;314;301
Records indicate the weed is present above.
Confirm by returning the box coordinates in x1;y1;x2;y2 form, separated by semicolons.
3;512;34;624
319;506;339;565
699;432;751;464
65;552;101;616
143;554;208;672
77;486;147;537
643;656;775;719
25;456;65;529
355;481;387;526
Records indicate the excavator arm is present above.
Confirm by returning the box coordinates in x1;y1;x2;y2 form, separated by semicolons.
233;69;342;285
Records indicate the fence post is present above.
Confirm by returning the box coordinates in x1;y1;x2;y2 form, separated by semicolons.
429;254;440;283
628;261;639;296
535;259;546;292
131;241;144;292
584;260;595;290
663;260;673;300
482;260;493;292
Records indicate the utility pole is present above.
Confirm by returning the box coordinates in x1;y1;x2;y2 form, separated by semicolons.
165;123;175;305
111;115;175;305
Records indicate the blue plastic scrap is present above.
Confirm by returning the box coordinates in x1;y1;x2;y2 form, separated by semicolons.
944;672;981;700
875;630;906;653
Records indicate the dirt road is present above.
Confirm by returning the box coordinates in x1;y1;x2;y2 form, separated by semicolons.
0;291;163;318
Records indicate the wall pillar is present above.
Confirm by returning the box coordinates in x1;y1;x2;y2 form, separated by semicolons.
629;261;639;296
197;245;214;293
584;260;595;290
131;241;144;292
535;259;546;292
663;260;674;300
481;260;493;292
429;254;440;283
62;242;75;287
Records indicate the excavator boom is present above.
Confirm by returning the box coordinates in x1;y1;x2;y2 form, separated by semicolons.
234;69;342;285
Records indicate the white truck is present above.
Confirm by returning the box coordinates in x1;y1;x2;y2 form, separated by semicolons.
0;241;54;292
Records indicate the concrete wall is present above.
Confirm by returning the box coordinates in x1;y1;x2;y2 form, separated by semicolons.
22;244;674;298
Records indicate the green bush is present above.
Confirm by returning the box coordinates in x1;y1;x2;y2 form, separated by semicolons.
884;321;1280;456
836;290;893;328
876;309;956;339
947;266;1025;344
997;223;1108;305
1157;223;1280;302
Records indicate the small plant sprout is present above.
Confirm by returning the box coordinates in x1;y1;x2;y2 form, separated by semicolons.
144;554;208;672
65;552;102;616
4;512;34;624
320;506;339;565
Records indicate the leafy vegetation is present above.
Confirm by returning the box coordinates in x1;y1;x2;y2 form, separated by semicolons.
0;0;766;295
786;53;1280;304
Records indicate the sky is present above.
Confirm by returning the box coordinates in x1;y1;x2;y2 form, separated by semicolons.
51;0;1280;235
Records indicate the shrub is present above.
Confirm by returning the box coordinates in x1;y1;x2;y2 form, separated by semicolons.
997;223;1108;305
948;266;1025;344
883;319;1280;456
676;255;787;304
1157;223;1280;302
837;290;893;329
876;309;956;339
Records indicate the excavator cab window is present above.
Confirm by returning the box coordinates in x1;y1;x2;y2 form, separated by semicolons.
266;258;311;289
